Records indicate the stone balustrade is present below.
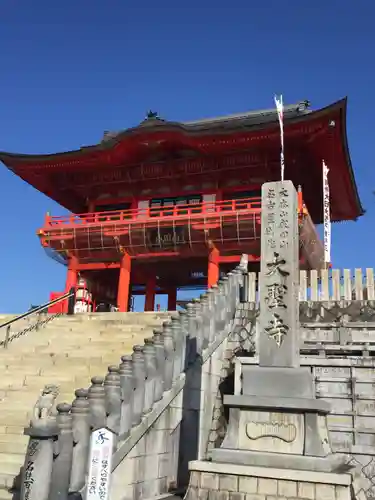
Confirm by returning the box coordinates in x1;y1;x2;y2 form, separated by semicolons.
20;257;248;500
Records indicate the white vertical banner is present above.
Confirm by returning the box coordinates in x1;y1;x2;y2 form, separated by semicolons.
86;427;114;500
322;160;331;265
274;94;285;181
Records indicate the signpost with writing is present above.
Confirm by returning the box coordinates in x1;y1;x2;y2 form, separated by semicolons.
259;180;299;368
86;428;114;500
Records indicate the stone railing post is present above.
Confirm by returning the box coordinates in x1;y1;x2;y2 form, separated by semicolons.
152;329;165;401
88;376;107;430
49;403;73;500
216;280;227;330
186;303;198;365
132;345;146;425
171;315;183;380
143;338;157;413
178;309;188;370
119;355;134;438
221;276;231;319
233;266;244;297
206;288;216;342
20;420;58;500
193;298;204;354
104;365;121;437
162;321;175;392
200;294;210;349
70;388;90;494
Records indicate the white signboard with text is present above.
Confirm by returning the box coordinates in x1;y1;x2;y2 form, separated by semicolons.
86;427;114;500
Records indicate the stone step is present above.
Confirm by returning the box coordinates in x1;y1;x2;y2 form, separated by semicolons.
0;371;91;386
0;311;169;495
0;473;15;492
0;459;21;476
0;389;76;405
0;488;13;500
0;434;27;445
0;453;24;465
0;426;25;436
38;337;145;348
0;377;90;392
0;440;27;455
0;354;115;366
0;412;30;427
2;363;105;377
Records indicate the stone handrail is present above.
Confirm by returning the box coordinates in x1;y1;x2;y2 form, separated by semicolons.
20;256;248;500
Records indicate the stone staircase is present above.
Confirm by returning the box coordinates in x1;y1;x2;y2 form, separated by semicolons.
0;311;170;499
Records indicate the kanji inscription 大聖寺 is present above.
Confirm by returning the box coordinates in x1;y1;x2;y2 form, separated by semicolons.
265;313;290;347
259;181;300;368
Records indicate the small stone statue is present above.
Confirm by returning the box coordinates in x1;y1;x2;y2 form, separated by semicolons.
31;384;60;429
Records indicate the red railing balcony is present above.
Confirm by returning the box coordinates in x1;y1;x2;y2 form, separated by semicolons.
38;196;325;269
43;197;262;227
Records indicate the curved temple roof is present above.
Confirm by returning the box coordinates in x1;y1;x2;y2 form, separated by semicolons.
0;100;312;162
0;98;364;222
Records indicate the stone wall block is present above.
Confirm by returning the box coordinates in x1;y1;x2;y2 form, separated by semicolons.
145;427;168;454
126;437;146;458
151;408;170;431
157;452;171;478
169;405;182;431
335;486;351;500
315;484;335;500
219;474;239;492
278;479;297;497
244;494;266;500
200;471;219;490
229;493;245;500
258;478;278;496
298;482;316;499
238;476;258;494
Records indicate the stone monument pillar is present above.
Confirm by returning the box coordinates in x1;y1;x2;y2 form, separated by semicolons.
185;181;353;500
211;181;347;471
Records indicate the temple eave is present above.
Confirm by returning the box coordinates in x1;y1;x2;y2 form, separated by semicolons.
0;99;347;171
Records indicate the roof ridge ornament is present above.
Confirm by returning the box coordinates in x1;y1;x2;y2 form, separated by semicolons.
137;110;166;128
146;110;159;119
297;100;311;112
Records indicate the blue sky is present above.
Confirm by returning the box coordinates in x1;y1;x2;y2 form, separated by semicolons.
0;1;374;313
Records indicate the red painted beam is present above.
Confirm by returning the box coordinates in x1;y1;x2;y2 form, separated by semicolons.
77;262;121;270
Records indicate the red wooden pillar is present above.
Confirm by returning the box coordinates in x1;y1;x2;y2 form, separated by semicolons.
64;255;78;312
65;255;78;291
207;248;220;288
145;276;156;312
117;253;131;312
167;288;177;311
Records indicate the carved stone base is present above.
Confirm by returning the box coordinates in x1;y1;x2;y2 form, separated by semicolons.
210;448;351;473
220;402;332;460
